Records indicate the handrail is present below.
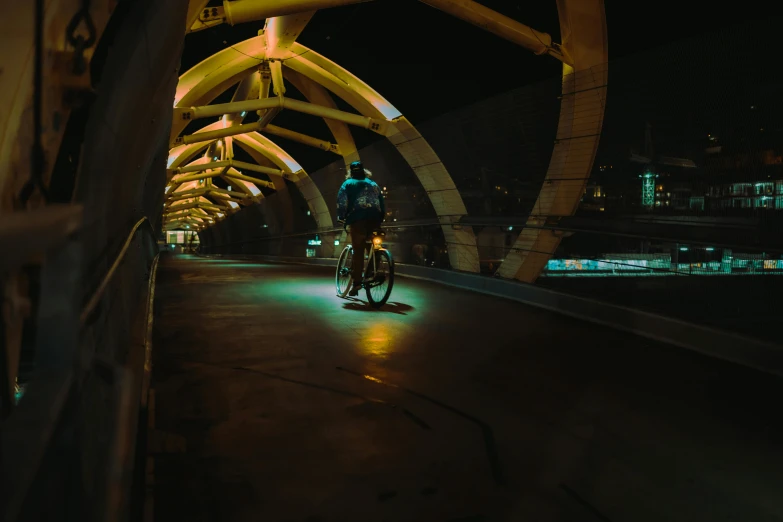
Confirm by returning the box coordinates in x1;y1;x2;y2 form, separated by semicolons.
80;216;155;325
198;216;776;253
0;211;158;520
4;214;160;522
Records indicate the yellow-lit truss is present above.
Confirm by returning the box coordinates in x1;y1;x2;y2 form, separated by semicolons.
167;0;608;279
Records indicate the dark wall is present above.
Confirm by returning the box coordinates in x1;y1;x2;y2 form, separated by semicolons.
14;2;190;521
75;0;187;366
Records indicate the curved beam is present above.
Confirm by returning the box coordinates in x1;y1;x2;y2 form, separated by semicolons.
235;132;303;174
496;0;608;282
173;37;267;110
168;122;224;170
171;40;334;230
283;66;357;256
285;42;399;120
235;132;332;230
283;43;479;270
171;33;481;269
283;67;358;163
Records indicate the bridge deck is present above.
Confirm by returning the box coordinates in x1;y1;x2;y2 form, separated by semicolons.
150;254;783;522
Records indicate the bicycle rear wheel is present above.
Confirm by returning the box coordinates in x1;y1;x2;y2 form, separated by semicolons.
365;249;394;308
335;246;353;297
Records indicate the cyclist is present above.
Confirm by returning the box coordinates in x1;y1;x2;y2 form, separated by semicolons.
337;160;385;296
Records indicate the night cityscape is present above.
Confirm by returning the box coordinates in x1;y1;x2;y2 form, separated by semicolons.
2;1;782;521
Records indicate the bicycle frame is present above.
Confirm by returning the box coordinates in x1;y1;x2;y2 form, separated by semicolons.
360;238;385;286
335;229;393;306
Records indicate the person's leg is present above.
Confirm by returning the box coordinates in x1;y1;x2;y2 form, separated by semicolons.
349;220;368;286
364;220;382;279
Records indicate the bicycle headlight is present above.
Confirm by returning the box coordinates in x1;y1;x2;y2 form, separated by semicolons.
372;237;383;246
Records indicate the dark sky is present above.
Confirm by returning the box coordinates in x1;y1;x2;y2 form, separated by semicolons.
185;1;780;171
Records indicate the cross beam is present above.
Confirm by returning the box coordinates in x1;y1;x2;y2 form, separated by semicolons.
418;0;571;64
263;124;341;154
174;96;389;135
188;0;568;63
169;159;283;179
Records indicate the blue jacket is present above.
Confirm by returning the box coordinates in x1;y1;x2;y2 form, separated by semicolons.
336;177;385;226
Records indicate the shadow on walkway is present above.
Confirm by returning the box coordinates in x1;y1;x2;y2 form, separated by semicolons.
342;300;415;315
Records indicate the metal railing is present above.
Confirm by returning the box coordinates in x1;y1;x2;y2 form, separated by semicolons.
2;207;159;522
198;210;782;345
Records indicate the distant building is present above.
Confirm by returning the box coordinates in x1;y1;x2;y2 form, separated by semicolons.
689;145;783;210
580;182;606;212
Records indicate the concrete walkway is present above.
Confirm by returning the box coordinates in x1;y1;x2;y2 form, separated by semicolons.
150;255;783;522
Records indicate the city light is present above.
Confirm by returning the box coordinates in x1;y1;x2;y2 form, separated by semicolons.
641;172;657;208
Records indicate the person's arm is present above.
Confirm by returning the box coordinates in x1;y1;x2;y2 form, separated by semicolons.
378;184;386;222
336;182;348;222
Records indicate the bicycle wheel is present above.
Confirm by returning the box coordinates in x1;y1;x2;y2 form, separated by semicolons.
335;246;354;297
365;249;394;308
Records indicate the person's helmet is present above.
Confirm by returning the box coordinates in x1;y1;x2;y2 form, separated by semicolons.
349;160;365;179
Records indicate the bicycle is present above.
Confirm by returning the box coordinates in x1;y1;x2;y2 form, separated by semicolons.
335;227;395;308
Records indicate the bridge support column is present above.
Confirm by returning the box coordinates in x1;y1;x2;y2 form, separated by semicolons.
496;0;608;283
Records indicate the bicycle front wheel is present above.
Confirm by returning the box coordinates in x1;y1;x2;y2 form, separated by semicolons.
335;246;353;297
366;249;394;308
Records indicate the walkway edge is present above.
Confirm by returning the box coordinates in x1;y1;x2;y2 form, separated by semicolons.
199;253;783;377
141;253;160;522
